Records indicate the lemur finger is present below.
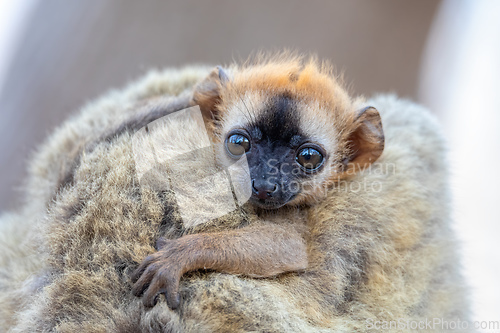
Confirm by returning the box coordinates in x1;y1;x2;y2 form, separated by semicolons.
131;262;160;296
164;274;181;310
131;254;158;282
142;269;170;308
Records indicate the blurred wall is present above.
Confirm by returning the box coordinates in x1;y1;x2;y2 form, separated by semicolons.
419;0;500;321
0;0;440;211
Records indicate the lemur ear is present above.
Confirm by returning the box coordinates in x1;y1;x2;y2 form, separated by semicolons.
192;66;229;121
340;106;385;178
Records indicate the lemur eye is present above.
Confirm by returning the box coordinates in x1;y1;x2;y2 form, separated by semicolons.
226;133;251;157
296;147;324;170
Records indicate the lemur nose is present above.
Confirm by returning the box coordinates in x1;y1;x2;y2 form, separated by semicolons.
252;179;278;199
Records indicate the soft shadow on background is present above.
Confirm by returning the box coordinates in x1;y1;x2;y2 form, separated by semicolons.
0;0;498;325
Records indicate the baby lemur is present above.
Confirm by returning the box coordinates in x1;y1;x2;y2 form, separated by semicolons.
131;59;384;309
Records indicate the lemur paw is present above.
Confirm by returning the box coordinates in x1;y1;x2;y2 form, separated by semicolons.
131;238;183;309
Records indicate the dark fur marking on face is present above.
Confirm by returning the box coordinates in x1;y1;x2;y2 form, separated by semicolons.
241;93;312;208
249;127;263;141
290;134;303;148
250;93;305;147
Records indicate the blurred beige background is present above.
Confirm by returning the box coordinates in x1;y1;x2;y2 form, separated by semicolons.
0;0;439;211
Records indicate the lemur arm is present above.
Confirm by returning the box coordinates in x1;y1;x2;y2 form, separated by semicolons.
131;223;307;309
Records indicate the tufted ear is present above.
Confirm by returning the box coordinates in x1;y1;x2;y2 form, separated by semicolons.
192;66;230;122
339;106;385;178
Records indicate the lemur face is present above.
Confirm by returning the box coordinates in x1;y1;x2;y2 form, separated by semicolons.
222;93;328;209
193;60;384;209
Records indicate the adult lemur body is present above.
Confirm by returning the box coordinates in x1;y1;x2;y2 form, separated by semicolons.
130;59;385;310
0;56;468;332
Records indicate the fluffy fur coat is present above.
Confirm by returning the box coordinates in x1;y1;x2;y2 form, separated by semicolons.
0;64;468;332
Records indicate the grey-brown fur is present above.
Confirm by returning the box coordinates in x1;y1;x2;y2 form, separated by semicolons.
0;62;469;332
